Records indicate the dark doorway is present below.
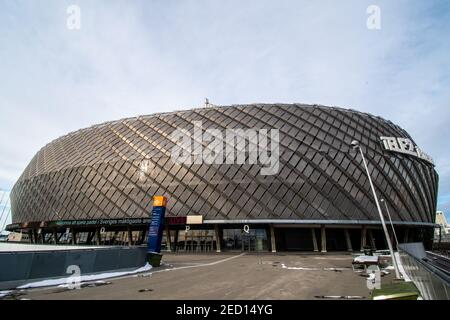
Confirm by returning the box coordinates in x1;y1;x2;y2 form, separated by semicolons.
370;229;388;250
275;228;314;251
349;228;361;251
325;228;347;251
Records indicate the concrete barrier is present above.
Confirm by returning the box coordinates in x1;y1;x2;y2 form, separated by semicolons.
0;245;147;290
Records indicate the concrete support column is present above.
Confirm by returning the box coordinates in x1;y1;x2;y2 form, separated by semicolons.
127;226;133;246
311;228;319;252
174;230;179;252
96;228;101;245
71;229;77;245
140;229;147;245
53;229;58;244
111;231;118;245
191;230;195;253
321;225;327;253
202;230;207;252
165;226;172;252
368;229;376;250
344;229;353;252
404;228;409;243
270;225;277;253
214;224;221;253
37;229;43;244
360;226;367;251
209;233;214;252
197;230;201;252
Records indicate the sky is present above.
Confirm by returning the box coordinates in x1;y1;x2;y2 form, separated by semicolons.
0;0;449;225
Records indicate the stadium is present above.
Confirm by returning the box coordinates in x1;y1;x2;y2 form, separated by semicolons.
6;104;439;252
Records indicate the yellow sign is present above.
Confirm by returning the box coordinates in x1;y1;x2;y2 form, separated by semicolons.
186;215;203;224
153;196;167;207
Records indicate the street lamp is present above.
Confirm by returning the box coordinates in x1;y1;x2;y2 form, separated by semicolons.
351;140;401;279
380;198;399;250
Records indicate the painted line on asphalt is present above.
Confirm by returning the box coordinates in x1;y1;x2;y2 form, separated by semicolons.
145;252;247;275
24;253;247;292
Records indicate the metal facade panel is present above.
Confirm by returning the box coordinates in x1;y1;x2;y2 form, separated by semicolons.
10;104;438;224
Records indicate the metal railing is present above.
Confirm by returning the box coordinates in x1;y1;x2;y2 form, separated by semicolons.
398;242;450;300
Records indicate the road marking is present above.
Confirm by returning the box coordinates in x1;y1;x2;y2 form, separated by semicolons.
147;253;247;275
24;253;247;292
312;257;352;260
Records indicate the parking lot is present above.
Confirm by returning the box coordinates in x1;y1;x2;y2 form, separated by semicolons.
21;253;374;300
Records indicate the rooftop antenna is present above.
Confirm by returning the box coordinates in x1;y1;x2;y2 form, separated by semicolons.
204;98;215;108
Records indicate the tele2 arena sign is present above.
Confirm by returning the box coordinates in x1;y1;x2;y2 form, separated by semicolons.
380;136;434;165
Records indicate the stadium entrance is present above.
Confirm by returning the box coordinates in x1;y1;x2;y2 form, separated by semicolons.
222;228;268;252
7;217;434;252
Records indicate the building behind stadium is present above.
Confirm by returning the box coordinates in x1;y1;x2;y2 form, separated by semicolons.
6;104;439;252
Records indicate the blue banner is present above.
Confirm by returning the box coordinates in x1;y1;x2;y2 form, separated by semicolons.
147;206;166;253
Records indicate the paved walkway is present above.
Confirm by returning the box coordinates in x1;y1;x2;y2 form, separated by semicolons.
22;253;372;300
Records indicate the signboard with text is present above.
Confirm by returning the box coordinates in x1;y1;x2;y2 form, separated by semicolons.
147;196;167;253
380;136;434;166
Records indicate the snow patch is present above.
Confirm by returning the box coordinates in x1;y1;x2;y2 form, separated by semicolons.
281;263;319;270
281;264;351;271
0;290;12;298
353;255;379;263
57;280;109;288
17;263;152;289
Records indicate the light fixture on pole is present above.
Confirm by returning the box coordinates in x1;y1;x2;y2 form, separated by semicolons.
380;198;399;249
351;140;401;279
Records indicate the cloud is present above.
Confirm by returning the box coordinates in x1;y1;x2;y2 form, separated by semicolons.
0;0;449;220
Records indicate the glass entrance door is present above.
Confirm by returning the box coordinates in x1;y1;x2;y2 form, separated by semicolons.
242;234;256;251
222;228;268;252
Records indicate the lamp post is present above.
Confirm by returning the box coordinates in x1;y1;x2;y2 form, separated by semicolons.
351;140;401;279
380;198;399;250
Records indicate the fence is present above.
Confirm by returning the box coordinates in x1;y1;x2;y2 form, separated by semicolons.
398;242;450;300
